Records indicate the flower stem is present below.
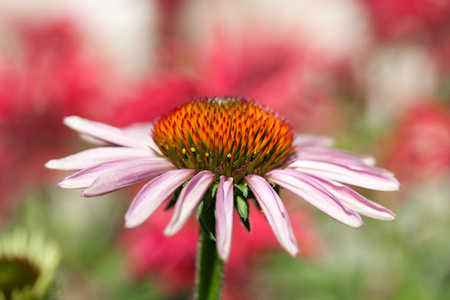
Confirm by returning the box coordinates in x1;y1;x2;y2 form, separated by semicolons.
195;230;224;300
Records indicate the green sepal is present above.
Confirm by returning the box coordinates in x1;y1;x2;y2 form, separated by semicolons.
235;195;249;221
197;201;204;218
165;185;182;210
211;183;219;198
235;183;249;198
197;186;217;241
235;196;251;233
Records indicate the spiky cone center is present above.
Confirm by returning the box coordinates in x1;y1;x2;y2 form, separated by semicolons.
152;97;295;182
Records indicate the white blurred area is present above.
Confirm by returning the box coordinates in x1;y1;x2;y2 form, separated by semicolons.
365;43;438;125
0;0;372;74
0;0;157;77
180;0;372;63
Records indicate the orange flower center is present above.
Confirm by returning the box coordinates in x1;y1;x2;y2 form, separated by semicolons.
152;97;295;182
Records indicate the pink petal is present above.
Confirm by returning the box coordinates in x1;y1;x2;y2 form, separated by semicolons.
265;169;364;228
289;160;400;191
45;147;152;171
79;123;158;151
122;123;161;155
125;169;196;228
79;134;112;146
215;176;234;261
64;116;155;150
164;171;216;236
244;174;299;256
82;158;177;197
57;158;142;189
296;146;376;166
309;176;396;221
293;134;334;148
122;123;154;140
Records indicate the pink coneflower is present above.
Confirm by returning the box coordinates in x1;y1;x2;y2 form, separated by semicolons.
46;96;398;261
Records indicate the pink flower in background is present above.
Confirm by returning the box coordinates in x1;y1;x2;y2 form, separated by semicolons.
383;102;450;187
0;19;113;210
46;97;398;261
121;203;318;299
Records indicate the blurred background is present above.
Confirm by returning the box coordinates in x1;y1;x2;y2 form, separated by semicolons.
0;0;449;299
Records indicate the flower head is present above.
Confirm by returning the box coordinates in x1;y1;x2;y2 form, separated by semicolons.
152;97;295;182
46;96;399;261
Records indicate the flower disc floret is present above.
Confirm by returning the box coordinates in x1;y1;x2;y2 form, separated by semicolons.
152;97;295;182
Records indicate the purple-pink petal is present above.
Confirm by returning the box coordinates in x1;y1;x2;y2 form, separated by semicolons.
82;158;177;197
265;169;364;228
215;176;234;261
125;169;196;228
79;133;113;146
289;160;400;191
295;146;376;166
57;158;142;189
45;147;152;171
293;134;334;148
309;176;396;221
121;123;154;140
164;171;216;236
244;174;299;257
64;116;154;150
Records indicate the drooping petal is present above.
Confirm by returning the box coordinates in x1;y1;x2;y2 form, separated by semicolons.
57;158;142;189
121;123;154;140
79;134;112;146
295;146;376;166
293;134;334;148
215;176;234;261
83;158;177;197
308;176;396;221
64;116;154;150
265;169;364;228
121;123;160;155
45;147;152;171
79;122;159;151
288;160;400;191
125;169;196;228
244;174;299;256
164;171;216;236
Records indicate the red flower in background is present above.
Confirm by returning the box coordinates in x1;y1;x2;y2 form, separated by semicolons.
362;0;450;41
361;0;450;73
382;101;450;188
0;19;113;212
192;32;342;133
121;201;319;299
112;73;197;127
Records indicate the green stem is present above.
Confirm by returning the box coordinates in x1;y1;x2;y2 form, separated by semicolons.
195;230;224;300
